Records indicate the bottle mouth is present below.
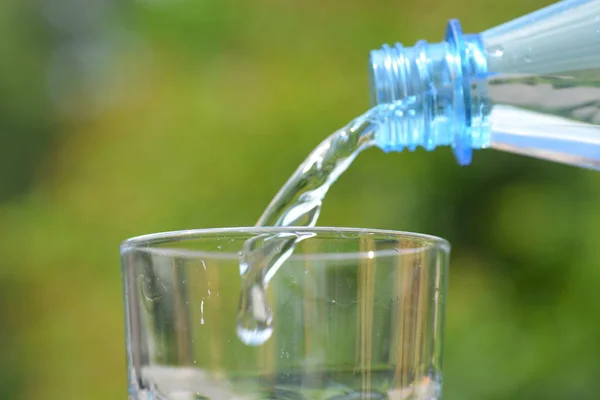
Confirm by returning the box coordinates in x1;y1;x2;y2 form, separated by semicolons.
368;50;382;107
368;54;377;107
368;23;490;164
368;44;407;107
368;43;432;153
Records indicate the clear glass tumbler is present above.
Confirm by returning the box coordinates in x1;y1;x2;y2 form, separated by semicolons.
121;227;450;400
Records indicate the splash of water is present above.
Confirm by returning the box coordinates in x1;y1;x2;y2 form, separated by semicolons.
236;106;383;345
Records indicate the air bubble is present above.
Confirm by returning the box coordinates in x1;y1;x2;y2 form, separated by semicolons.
488;45;504;57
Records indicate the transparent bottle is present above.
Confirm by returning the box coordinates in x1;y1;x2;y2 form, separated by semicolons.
369;0;600;169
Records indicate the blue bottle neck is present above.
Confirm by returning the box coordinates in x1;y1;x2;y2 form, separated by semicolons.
368;20;491;165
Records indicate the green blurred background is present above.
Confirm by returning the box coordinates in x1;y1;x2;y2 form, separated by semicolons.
2;0;600;398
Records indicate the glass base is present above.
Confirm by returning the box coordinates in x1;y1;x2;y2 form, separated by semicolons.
130;365;441;400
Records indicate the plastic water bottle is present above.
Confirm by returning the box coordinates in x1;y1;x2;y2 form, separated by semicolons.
369;0;600;169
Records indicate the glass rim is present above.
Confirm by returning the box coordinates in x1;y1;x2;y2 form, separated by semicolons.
121;226;450;261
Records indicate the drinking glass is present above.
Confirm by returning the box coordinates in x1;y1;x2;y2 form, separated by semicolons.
121;227;450;399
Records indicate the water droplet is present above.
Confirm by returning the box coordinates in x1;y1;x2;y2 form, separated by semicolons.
217;245;222;250
200;300;205;325
237;284;273;346
237;323;273;346
239;262;249;275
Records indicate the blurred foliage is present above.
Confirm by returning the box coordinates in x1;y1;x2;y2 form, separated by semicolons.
2;0;600;398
